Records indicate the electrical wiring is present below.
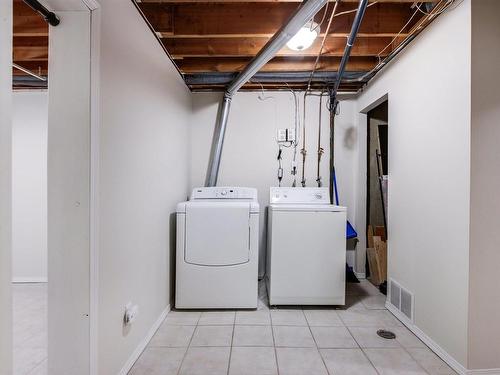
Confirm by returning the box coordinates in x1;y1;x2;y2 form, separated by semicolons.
311;2;329;32
415;0;461;16
307;0;340;90
356;0;451;82
376;7;420;59
331;0;379;19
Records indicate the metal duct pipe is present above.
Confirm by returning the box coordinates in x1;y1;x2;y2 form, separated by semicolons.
330;0;368;107
205;0;329;187
23;0;60;26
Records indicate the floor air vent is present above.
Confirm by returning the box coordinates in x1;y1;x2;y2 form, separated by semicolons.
389;279;414;322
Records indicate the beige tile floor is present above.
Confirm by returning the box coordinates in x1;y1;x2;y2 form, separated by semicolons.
13;283;47;375
129;280;457;375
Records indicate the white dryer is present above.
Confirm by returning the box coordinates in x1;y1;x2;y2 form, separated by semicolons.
176;187;259;309
267;187;346;306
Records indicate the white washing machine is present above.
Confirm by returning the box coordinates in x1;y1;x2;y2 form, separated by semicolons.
267;187;346;306
176;187;259;309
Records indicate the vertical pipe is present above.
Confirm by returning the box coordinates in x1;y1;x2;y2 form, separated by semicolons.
204;0;329;186
205;94;232;187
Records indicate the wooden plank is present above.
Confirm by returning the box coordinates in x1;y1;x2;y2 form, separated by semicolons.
13;0;48;37
140;0;420;3
163;36;396;58
175;56;377;73
139;2;419;36
13;46;48;61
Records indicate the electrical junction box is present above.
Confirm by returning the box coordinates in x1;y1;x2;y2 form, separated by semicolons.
277;128;296;143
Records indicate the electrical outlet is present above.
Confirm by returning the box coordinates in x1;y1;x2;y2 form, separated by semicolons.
124;302;139;325
277;128;296;143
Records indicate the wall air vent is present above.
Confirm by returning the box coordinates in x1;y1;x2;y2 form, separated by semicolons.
389;279;414;322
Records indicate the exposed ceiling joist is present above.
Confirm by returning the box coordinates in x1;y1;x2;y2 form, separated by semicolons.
138;2;419;36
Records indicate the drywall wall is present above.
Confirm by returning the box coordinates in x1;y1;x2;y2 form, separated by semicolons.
355;0;471;367
97;1;192;374
469;0;500;369
190;92;357;277
0;1;12;374
47;9;92;375
12;91;48;283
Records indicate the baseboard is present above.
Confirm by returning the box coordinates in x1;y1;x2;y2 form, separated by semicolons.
118;305;170;375
354;272;366;279
466;369;500;374
12;277;47;283
386;302;472;374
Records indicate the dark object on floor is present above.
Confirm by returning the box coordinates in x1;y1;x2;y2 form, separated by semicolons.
346;264;360;283
379;280;387;295
377;329;396;339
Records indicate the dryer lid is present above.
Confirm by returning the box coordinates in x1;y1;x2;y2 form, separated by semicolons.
184;202;251;266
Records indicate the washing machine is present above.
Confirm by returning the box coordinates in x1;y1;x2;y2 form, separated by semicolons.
267;187;346;306
176;187;259;309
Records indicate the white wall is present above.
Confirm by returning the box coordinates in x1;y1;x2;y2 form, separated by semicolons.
47;9;92;375
12;91;48;282
97;1;192;374
354;1;471;367
0;1;13;374
190;92;357;276
469;0;500;369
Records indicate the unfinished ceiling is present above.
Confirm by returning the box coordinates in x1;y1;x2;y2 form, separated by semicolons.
134;0;448;92
12;0;48;89
11;0;449;91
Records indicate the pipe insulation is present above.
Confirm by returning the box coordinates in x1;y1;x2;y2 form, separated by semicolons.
205;0;329;187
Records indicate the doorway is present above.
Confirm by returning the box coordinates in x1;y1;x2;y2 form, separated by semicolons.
366;100;388;287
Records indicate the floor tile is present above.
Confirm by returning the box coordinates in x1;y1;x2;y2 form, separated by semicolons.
270;310;307;326
320;348;378;375
191;325;233;347
164;311;201;325
149;324;195;347
392;327;427;349
179;347;230;375
364;348;428;375
128;347;186;375
273;326;315;348
346;281;381;296
198;311;235;325
304;309;344;326
27;359;47;375
229;347;278;375
406;347;457;374
311;326;358;348
233;325;274;347
13;284;47;375
344;295;368;310
235;310;271;325
275;347;328;375
361;295;387;310
348;327;401;348
339;309;402;327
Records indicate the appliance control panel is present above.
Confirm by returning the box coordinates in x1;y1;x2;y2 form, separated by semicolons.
270;187;330;204
191;187;258;200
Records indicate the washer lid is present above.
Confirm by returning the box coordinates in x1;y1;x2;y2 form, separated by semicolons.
269;204;346;212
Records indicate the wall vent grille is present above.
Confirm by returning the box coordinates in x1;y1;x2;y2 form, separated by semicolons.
389;279;414;322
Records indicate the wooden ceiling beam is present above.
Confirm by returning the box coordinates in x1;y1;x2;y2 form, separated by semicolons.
163;36;396;58
13;0;48;37
175;56;377;73
140;0;418;3
139;2;420;36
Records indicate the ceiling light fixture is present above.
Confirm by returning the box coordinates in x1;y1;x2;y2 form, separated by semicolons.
286;21;319;51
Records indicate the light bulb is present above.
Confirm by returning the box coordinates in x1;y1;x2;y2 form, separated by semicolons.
286;21;319;51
